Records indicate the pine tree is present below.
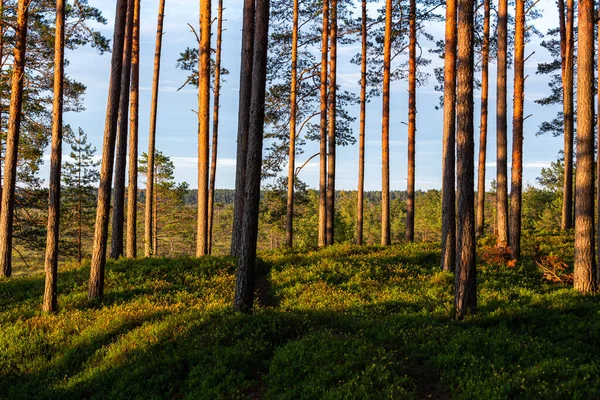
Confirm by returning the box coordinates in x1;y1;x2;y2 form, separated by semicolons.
496;0;509;248
62;128;100;264
381;0;392;247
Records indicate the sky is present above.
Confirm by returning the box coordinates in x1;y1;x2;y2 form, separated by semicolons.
57;0;564;192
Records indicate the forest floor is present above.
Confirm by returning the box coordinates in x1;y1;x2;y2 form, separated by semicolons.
1;238;599;399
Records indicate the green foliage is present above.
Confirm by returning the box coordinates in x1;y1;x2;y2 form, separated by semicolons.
1;240;599;399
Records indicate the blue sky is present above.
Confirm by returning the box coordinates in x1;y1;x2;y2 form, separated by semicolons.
57;0;563;191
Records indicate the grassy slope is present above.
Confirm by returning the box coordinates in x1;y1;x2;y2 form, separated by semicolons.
1;242;599;399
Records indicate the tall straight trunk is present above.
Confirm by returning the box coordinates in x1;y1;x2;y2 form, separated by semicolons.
0;0;28;278
42;0;66;313
454;0;476;319
356;0;367;246
381;0;392;246
475;0;490;238
495;0;509;248
126;0;140;259
233;0;270;312
110;0;135;259
326;0;338;246
153;183;158;255
208;0;224;255
88;0;129;299
145;0;165;257
573;0;597;293
285;0;299;248
318;0;329;247
231;0;255;256
197;0;211;257
441;0;457;271
406;0;417;242
561;0;575;230
509;0;524;261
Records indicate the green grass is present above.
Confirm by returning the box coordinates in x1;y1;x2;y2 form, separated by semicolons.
1;241;599;399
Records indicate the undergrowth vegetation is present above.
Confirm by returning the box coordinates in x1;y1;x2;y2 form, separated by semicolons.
1;237;599;399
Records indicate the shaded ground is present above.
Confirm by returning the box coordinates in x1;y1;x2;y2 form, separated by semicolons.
1;240;599;399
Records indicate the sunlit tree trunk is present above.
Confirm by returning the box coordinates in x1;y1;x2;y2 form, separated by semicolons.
318;0;329;247
441;0;456;271
475;0;489;238
88;0;129;299
326;0;338;246
356;0;367;246
406;0;417;242
454;0;476;319
495;0;509;248
153;181;158;255
0;0;28;278
145;0;165;257
285;0;299;248
197;0;211;257
126;0;140;259
208;0;224;255
111;0;135;259
573;0;597;293
42;0;66;313
233;0;270;312
509;0;525;261
381;0;392;246
561;0;575;230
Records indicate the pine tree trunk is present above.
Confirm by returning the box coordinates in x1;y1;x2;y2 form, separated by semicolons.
88;0;129;299
561;0;575;230
231;0;255;257
406;0;417;243
208;0;224;255
0;0;28;278
475;0;489;238
441;0;457;271
509;0;524;261
153;184;158;255
110;0;135;259
381;0;392;247
285;0;299;248
326;0;338;246
145;0;165;257
42;0;66;313
356;0;367;246
126;0;140;259
197;0;211;257
78;194;82;264
318;0;329;248
573;0;597;293
233;0;270;312
495;0;509;248
454;0;476;319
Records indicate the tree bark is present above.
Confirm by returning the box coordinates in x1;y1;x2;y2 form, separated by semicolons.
285;0;299;248
42;0;65;313
153;181;158;255
208;0;224;255
454;0;476;319
561;0;575;230
475;0;489;238
145;0;165;257
88;0;129;299
326;0;338;246
574;0;597;293
197;0;211;257
381;0;392;247
110;0;135;259
0;0;28;278
509;0;524;261
318;0;329;248
233;0;270;312
356;0;367;246
406;0;417;242
495;0;509;248
441;0;456;271
126;0;140;259
231;0;255;256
